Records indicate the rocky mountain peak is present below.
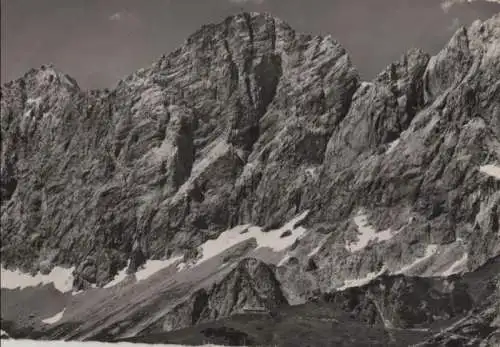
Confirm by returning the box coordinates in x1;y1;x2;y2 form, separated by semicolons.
1;64;80;107
158;258;287;333
1;12;499;345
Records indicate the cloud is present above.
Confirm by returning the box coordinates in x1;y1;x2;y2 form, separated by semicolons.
441;0;500;12
109;12;124;21
108;10;141;27
108;11;139;22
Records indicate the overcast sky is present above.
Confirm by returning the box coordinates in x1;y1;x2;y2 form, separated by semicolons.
1;0;499;89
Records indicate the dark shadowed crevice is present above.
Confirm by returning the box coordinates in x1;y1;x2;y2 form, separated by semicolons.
191;289;210;325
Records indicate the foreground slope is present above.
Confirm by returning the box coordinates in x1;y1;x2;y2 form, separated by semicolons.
1;12;499;345
120;256;500;346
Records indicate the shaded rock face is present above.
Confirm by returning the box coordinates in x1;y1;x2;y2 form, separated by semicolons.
162;258;287;332
318;255;500;346
325;275;473;329
1;11;500;344
414;255;500;347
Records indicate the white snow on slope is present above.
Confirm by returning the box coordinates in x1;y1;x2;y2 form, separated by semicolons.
1;266;75;293
103;256;183;288
277;254;292;267
0;330;9;338
479;165;500;180
308;236;330;257
103;260;131;289
42;309;66;325
308;245;322;257
336;266;388;291
346;213;394;252
191;211;310;268
135;256;184;281
441;253;469;277
386;139;400;154
394;244;439;275
1;340;229;347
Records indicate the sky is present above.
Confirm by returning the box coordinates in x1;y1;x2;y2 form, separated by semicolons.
1;0;499;89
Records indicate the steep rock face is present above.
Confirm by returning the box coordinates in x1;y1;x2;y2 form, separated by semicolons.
1;12;358;285
276;14;500;300
316;16;500;254
324;48;430;173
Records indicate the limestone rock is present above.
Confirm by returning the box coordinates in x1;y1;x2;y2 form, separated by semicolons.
1;11;499;345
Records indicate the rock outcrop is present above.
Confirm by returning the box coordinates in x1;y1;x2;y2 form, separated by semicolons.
162;258;287;332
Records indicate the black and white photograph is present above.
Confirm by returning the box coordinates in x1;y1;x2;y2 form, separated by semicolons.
1;0;499;346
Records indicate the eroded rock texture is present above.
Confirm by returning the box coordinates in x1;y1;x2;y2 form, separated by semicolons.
1;11;499;345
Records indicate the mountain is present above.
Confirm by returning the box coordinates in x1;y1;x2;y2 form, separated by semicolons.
1;11;499;346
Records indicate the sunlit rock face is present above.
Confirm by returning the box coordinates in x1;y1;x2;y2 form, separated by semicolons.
1;11;499;346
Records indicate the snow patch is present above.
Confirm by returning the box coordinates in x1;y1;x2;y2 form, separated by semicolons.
308;245;322;257
1;266;75;293
103;260;131;289
0;329;9;338
135;256;183;282
346;213;394;252
42;308;65;325
386;139;400;154
336;266;388;291
277;255;292;267
194;211;310;267
479;164;500;180
176;262;188;272
394;244;439;275
308;237;329;257
441;253;468;277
